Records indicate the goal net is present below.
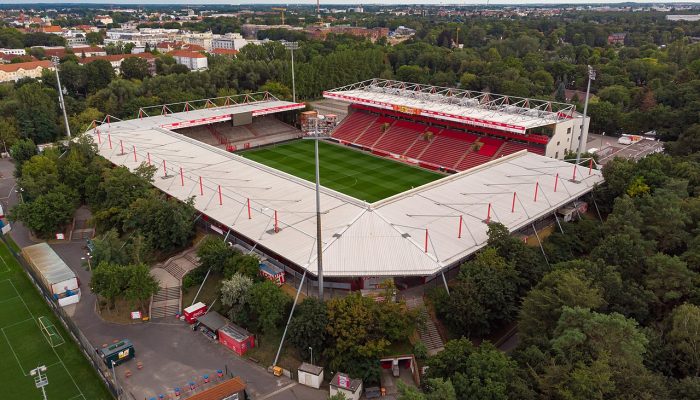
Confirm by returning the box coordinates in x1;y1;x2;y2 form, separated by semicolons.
38;316;65;348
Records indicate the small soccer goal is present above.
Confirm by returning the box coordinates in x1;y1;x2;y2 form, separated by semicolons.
38;316;65;348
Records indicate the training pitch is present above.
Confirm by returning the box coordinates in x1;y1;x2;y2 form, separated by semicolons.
0;238;112;400
240;140;443;203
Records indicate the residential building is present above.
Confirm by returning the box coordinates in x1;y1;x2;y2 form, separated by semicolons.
40;25;63;34
0;61;54;83
183;32;213;51
0;48;26;56
210;48;239;57
666;14;700;21
95;15;114;25
41;46;107;59
306;25;389;42
169;50;208;70
212;32;249;51
0;54;36;64
79;53;156;75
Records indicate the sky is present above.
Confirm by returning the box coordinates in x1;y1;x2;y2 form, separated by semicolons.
1;1;686;5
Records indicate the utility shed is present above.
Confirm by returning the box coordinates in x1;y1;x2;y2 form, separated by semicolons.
298;362;323;389
22;243;80;306
196;311;229;333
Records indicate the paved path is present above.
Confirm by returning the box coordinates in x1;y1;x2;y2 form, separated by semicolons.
0;158;325;400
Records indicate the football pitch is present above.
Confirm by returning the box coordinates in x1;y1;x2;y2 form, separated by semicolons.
0;238;112;400
240;140;443;202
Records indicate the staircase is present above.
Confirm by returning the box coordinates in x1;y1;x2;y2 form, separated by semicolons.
148;248;200;319
150;286;181;319
406;297;445;356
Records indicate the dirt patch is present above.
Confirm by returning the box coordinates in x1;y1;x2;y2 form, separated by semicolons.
96;297;149;324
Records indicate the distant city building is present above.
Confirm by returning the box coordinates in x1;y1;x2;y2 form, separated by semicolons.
0;48;27;56
212;32;249;51
39;25;63;34
306;25;389;42
607;32;627;45
240;24;298;39
183;32;213;51
0;60;54;82
79;53;156;75
210;48;239;57
392;25;417;37
41;46;107;59
94;15;114;25
666;14;700;21
168;50;208;70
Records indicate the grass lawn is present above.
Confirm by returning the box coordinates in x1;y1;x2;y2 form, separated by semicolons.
240;140;443;203
0;237;112;400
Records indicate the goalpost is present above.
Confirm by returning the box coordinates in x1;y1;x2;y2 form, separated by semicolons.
38;316;65;348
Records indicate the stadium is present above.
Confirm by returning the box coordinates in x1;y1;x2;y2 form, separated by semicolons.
87;79;602;294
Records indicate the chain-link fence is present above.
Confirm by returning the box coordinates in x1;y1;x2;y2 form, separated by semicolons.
0;234;121;399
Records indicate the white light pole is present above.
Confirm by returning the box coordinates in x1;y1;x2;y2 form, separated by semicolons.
51;56;71;138
30;365;49;400
575;65;595;165
309;346;313;364
81;252;93;271
284;41;299;102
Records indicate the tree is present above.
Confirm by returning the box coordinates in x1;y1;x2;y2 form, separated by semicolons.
259;81;292;101
120;57;150;80
14;82;58;143
248;281;290;334
84;59;115;93
644;254;698;315
9;185;79;237
0;117;18;153
668;303;700;377
436;248;519;337
197;236;237;274
486;222;544;292
221;274;253;321
397;378;457;400
122;193;196;252
519;269;605;348
124;264;159;310
91;262;125;310
19;154;59;201
91;229;132;266
288;297;327;361
9;139;37;169
425;338;529;400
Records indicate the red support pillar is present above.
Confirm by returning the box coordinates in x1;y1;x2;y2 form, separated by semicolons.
163;160;167;176
119;140;124;155
96;129;101;144
274;210;279;233
147;152;151;166
180;167;184;186
534;181;539;202
108;134;112;149
133;145;137;162
457;215;463;239
589;158;593;175
486;203;492;224
247;198;251;219
572;164;577;181
218;185;222;205
106;115;110;125
424;229;429;253
512;192;517;213
199;176;203;196
554;173;559;192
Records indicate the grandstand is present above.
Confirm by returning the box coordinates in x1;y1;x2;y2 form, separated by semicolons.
175;115;302;151
324;79;586;172
86;85;603;291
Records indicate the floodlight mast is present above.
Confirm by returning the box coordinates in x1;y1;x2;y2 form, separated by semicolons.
30;365;49;400
51;56;71;138
575;65;595;165
284;42;299;103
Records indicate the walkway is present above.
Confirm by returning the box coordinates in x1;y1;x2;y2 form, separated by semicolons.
150;249;199;319
405;296;444;356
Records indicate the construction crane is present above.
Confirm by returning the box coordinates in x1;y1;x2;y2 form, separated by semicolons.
272;7;286;25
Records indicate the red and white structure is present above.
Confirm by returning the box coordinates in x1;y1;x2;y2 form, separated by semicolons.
324;79;587;168
86;86;602;291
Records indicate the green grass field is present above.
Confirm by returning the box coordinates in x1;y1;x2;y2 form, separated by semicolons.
240;140;443;202
0;238;112;400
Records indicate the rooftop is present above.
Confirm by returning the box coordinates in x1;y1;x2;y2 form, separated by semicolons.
186;377;246;400
0;60;53;72
88;95;602;278
324;79;576;133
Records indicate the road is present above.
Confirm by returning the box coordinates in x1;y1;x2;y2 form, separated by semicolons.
0;157;325;400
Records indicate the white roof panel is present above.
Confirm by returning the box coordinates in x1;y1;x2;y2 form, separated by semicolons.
89;102;602;278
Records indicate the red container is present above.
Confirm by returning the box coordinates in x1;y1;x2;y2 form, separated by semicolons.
183;302;207;324
218;324;255;356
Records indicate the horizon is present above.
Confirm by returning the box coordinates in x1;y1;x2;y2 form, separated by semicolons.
1;1;695;7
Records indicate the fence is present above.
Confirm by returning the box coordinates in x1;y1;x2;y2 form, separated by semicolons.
0;234;121;399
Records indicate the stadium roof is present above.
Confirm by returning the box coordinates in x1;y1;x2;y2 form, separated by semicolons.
323;79;576;134
88;100;602;278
